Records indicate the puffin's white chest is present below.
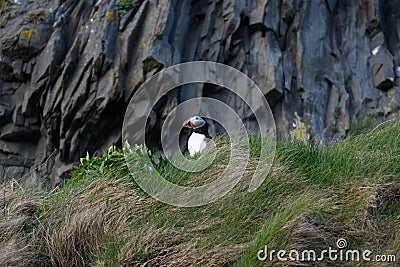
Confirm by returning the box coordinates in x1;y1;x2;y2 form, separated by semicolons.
188;132;209;156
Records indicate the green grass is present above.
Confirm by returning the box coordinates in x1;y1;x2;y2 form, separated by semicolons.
1;123;399;266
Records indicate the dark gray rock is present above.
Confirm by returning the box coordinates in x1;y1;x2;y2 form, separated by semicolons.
0;0;399;186
0;104;12;125
369;46;394;90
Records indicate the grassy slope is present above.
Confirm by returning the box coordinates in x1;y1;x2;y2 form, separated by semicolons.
0;124;399;266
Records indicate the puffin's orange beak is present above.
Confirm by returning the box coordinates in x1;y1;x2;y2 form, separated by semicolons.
183;118;192;128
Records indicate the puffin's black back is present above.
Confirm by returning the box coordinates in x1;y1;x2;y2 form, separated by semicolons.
193;122;211;139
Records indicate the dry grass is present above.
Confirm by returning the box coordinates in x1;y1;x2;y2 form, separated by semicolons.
0;0;11;16
282;213;346;267
0;0;12;29
25;8;47;24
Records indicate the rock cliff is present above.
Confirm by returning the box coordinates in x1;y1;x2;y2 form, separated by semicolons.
0;0;399;185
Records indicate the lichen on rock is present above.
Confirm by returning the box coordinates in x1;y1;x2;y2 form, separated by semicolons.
19;27;38;41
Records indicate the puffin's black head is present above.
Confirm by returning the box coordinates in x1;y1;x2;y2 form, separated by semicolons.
182;116;211;138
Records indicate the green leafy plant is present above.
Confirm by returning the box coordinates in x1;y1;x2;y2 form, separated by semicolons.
116;0;132;16
69;146;126;183
69;143;157;184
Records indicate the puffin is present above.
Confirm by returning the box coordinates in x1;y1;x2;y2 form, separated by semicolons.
182;116;211;156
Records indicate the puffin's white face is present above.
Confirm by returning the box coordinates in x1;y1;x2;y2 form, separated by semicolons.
183;116;206;129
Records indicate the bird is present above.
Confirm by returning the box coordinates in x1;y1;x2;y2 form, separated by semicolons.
182;116;211;156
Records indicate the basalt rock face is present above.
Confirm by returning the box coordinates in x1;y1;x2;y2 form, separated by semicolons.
0;0;399;185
